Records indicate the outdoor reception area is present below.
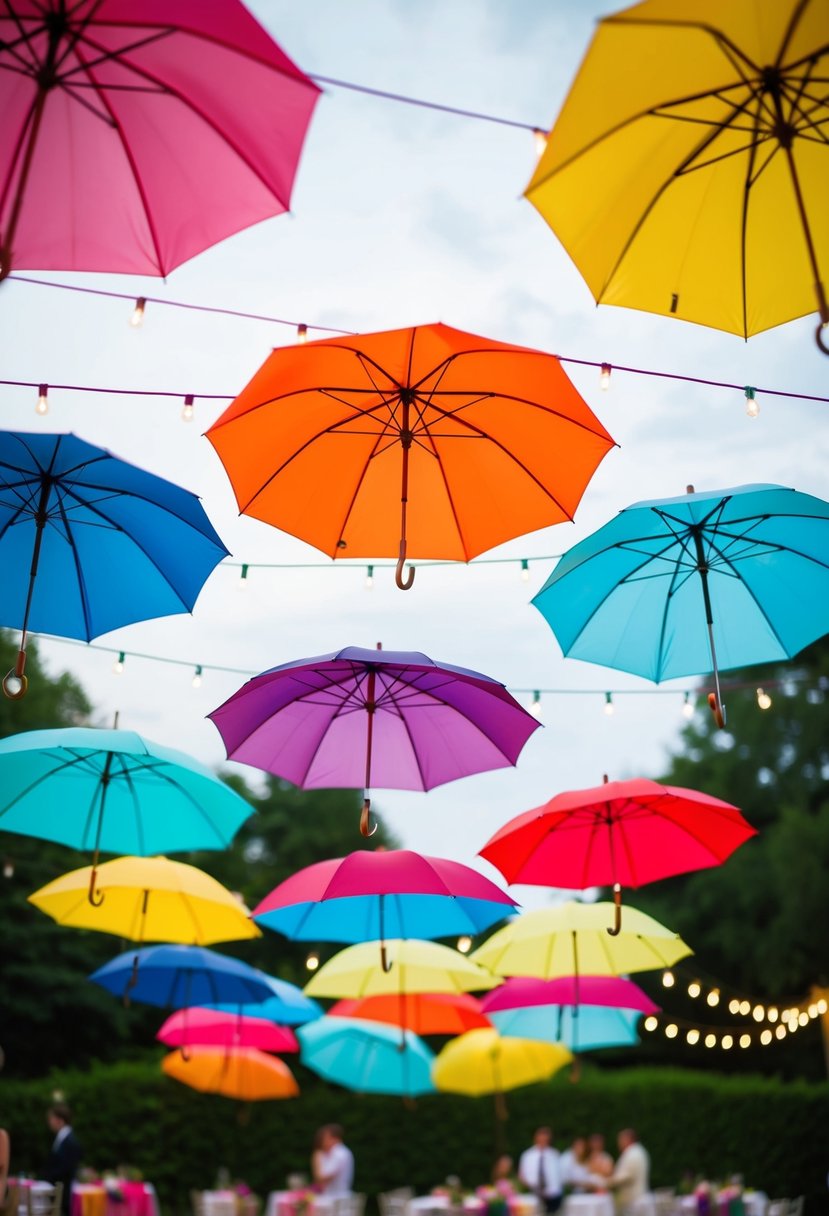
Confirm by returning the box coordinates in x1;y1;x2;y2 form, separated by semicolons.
0;1;827;1215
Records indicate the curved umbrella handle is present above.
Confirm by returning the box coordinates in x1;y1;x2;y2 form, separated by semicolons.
2;650;28;700
87;867;105;908
180;1043;191;1064
380;940;393;974
360;798;377;838
606;883;622;936
395;539;415;590
817;322;829;356
707;691;726;729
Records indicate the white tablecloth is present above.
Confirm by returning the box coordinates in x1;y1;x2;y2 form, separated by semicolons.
266;1194;337;1216
406;1198;541;1216
678;1196;766;1216
563;1195;615;1216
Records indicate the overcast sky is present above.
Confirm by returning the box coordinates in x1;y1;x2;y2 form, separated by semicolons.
1;0;826;907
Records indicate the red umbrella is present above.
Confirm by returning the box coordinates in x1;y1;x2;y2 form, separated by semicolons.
480;777;756;935
328;992;491;1036
0;1;319;278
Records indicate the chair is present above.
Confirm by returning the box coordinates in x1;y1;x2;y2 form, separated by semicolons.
652;1190;676;1216
631;1196;657;1216
378;1193;412;1216
787;1200;804;1216
332;1196;366;1216
191;1191;206;1216
767;1200;789;1216
24;1184;62;1216
1;1183;21;1216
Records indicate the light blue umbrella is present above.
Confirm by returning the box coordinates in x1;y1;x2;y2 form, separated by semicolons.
211;973;323;1027
489;1004;641;1051
89;944;274;1009
298;1015;435;1097
532;483;829;725
0;727;253;903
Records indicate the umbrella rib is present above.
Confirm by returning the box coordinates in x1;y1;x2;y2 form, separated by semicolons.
52;490;95;640
0;9;43;73
57;25;174;81
127;759;235;848
653;539;691;682
740;93;766;338
373;672;430;792
411;389;472;558
775;0;812;68
0;88;40;224
117;756;147;856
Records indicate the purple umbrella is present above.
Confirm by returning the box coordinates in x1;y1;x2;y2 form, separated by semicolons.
208;644;540;836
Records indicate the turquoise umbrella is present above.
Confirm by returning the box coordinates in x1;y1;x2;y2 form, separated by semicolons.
211;973;323;1027
489;1004;641;1051
297;1015;435;1097
532;483;829;726
0;727;253;903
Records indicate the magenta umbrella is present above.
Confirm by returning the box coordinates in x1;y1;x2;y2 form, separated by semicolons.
252;848;517;971
156;1006;299;1054
480;975;660;1015
0;0;320;278
208;645;540;836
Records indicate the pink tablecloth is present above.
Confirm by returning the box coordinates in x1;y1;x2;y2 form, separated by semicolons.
71;1182;155;1216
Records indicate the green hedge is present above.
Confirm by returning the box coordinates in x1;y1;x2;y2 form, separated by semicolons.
2;1058;827;1212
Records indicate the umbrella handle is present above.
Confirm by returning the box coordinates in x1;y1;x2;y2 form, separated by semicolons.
569;1056;581;1084
380;940;393;974
2;650;28;700
87;867;105;908
360;797;377;837
707;691;726;729
494;1091;508;1121
395;539;415;590
180;1044;191;1064
606;883;622;936
816;322;829;356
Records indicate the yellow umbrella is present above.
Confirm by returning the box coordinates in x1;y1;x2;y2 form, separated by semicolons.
29;855;261;945
304;938;498;999
470;900;691;979
432;1027;571;1097
162;1046;299;1101
526;0;829;347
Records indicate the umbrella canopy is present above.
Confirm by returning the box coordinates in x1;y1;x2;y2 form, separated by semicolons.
89;944;275;1008
432;1027;571;1097
206;322;615;588
0;726;253;904
470;901;692;979
29;855;260;944
525;0;829;349
479;777;755;932
157;1008;299;1053
209;645;539;836
480;975;660;1015
329;993;491;1036
0;1;319;278
298;1016;435;1097
304;939;498;1000
488;1005;641;1052
252;848;516;965
532;483;829;727
210;974;323;1027
0;431;227;697
162;1046;298;1101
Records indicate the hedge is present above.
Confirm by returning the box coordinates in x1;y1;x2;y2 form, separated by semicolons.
2;1057;827;1213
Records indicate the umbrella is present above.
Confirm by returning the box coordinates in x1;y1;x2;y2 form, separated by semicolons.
479;777;756;933
328;993;491;1036
432;1027;571;1104
162;1046;298;1101
304;939;499;1001
298;1016;435;1097
532;483;829;727
481;975;659;1016
157;1008;299;1054
209;644;540;835
205;322;615;589
29;855;261;945
0;1;319;278
0;431;227;698
524;0;829;350
89;944;275;1008
251;848;516;969
0;726;253;904
210;974;323;1027
470;901;692;980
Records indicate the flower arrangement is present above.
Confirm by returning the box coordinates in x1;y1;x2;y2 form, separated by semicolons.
293;1189;316;1216
475;1186;509;1216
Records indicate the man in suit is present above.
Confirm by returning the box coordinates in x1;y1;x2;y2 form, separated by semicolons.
518;1127;563;1214
44;1103;82;1216
607;1128;650;1216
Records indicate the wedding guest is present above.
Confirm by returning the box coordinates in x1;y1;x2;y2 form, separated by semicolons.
310;1129;326;1191
559;1137;590;1193
0;1127;9;1201
518;1128;563;1213
43;1104;82;1216
586;1134;614;1180
315;1126;354;1197
492;1156;516;1186
607;1129;650;1215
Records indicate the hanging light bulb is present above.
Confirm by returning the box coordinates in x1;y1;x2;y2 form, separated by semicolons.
532;128;548;157
365;564;374;590
2;858;14;879
297;323;308;344
728;998;740;1015
113;652;125;675
686;1028;700;1045
662;970;675;988
739;999;751;1016
704;1033;716;1048
682;691;695;719
721;1034;734;1050
599;363;612;391
707;988;720;1007
36;383;49;416
181;394;195;422
643;1016;658;1032
739;1034;751;1048
767;1007;779;1022
520;559;530;582
756;687;772;710
456;935;472;954
664;1023;678;1039
752;1005;765;1022
760;1029;772;1046
775;1024;787;1040
744;386;759;418
238;564;249;590
798;1011;809;1027
604;691;614;716
192;665;203;689
530;691;543;720
305;951;319;971
688;981;701;998
130;297;146;327
817;999;828;1015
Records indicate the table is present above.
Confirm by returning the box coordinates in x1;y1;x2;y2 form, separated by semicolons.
71;1183;159;1216
265;1194;337;1216
10;1179;57;1216
563;1195;614;1216
678;1196;767;1216
406;1197;541;1216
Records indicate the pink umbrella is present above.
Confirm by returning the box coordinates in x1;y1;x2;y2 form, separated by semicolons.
156;1006;299;1053
0;1;320;278
480;975;660;1015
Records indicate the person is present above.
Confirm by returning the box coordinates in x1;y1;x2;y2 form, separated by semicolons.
559;1137;590;1193
310;1129;327;1192
607;1129;650;1216
314;1125;354;1197
43;1104;82;1216
0;1127;9;1201
586;1134;614;1180
491;1155;516;1186
518;1127;563;1214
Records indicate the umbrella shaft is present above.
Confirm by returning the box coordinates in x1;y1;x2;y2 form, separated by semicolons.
18;481;52;649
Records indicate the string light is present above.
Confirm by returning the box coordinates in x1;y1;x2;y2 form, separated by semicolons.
603;691;614;716
775;1025;787;1040
36;383;49;415
818;999;828;1015
456;935;472;954
739;1033;751;1048
756;687;772;710
704;1034;716;1048
599;362;612;391
728;998;740;1015
798;1011;809;1027
739;999;751;1016
744;386;759;418
682;691;695;719
662;971;675;988
664;1023;678;1039
767;1007;779;1022
112;652;125;675
752;1005;765;1022
2;858;14;879
181;394;195;422
532;128;547;156
643;1016;658;1032
721;1035;733;1050
520;559;530;582
760;1029;773;1045
297;323;308;343
305;951;320;971
707;988;720;1007
130;297;146;328
686;1028;700;1045
238;564;249;590
365;564;374;590
530;691;543;720
192;665;203;689
688;981;701;998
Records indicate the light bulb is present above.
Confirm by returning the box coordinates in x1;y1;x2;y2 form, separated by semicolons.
664;1023;678;1039
520;559;530;582
297;323;308;343
744;386;759;418
365;565;374;590
798;1011;809;1027
704;1034;716;1048
530;691;543;720
532;128;547;157
113;652;125;675
36;383;49;415
706;988;720;1007
643;1016;658;1032
305;951;319;971
760;1029;772;1045
2;858;13;879
721;1034;733;1050
686;1029;700;1045
662;970;674;988
603;691;614;716
756;687;772;710
456;935;472;954
182;394;195;422
752;1005;764;1022
599;363;612;391
767;1007;779;1022
818;999;828;1015
130;297;146;328
739;999;750;1016
739;1034;751;1049
728;998;740;1015
775;1024;786;1040
238;564;249;590
192;665;203;689
682;691;695;719
688;981;701;998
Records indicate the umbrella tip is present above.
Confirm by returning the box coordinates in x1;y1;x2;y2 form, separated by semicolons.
686;484;695;494
376;641;383;650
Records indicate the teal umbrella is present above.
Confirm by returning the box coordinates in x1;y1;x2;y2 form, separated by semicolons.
0;727;253;903
297;1015;435;1097
489;1004;641;1051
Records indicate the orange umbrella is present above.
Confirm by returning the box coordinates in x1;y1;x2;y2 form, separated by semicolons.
206;323;615;588
161;1046;298;1101
328;992;492;1035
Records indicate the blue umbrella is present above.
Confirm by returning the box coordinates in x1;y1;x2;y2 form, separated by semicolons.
211;973;323;1027
298;1015;435;1097
0;727;253;903
0;430;227;697
532;483;829;725
489;1004;641;1051
90;944;274;1008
